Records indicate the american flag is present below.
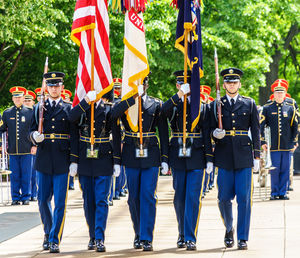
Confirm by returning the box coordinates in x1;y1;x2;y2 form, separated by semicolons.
71;0;113;106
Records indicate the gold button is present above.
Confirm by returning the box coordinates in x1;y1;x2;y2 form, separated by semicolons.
52;126;55;129
232;113;235;116
51;140;55;142
52;118;55;121
233;127;236;130
233;120;235;123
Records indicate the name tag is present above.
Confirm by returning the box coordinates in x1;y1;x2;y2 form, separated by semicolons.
10;117;15;120
21;116;26;122
271;112;277;115
283;111;288;117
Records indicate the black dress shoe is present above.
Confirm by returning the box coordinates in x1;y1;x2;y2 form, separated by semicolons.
123;189;128;194
30;197;38;201
270;196;278;200
113;196;120;200
186;240;197;251
95;239;106;252
177;235;186;248
108;200;113;206
143;240;153;251
42;234;49;250
279;195;289;200
69;185;75;190
119;192;126;197
238;240;248;250
22;200;30;205
88;238;95;250
133;235;143;249
11;200;20;205
224;228;234;248
49;242;60;253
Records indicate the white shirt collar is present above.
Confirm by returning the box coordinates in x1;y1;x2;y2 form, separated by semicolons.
181;96;191;103
226;94;238;103
142;94;147;102
48;97;61;106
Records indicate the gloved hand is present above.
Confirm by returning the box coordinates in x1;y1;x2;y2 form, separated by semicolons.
138;85;144;97
86;90;97;102
205;162;214;174
113;164;121;177
180;83;190;95
33;131;44;143
213;128;226;139
69;163;78;177
161;162;169;175
253;159;260;172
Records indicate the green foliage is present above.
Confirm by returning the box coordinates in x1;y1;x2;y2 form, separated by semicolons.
0;0;299;111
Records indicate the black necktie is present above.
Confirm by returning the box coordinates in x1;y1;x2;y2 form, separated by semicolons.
231;98;235;109
51;101;56;112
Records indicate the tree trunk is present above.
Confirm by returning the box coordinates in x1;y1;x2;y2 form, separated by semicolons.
259;23;299;105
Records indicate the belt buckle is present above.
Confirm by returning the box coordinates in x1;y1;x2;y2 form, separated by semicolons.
230;130;236;136
50;133;55;139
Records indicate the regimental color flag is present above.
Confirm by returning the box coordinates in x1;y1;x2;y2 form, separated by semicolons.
121;8;150;132
71;0;113;106
175;0;203;132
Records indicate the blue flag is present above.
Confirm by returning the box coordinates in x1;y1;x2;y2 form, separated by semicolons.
175;0;203;132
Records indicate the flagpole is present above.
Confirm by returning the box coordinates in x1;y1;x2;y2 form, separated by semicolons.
90;28;95;154
138;94;143;156
182;28;189;156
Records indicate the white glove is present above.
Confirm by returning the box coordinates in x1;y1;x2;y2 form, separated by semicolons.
205;162;214;174
161;162;169;175
33;131;44;143
113;164;121;177
138;85;144;97
213;128;226;139
253;159;260;173
69;163;78;177
180;83;190;95
86;90;97;102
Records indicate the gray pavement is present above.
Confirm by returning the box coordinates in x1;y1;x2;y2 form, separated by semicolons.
0;173;299;258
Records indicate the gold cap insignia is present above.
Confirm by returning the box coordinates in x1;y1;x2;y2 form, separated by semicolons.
229;69;234;74
51;73;56;78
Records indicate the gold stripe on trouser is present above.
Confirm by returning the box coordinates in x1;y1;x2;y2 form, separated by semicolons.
250;168;254;207
194;169;207;238
58;175;70;244
152;170;160;238
121;166;127;190
216;167;226;227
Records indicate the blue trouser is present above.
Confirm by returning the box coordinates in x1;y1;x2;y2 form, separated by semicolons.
79;175;111;241
208;167;215;188
172;169;205;242
69;176;74;188
37;172;69;244
9;154;32;201
270;151;291;196
126;167;159;241
217;167;253;241
31;155;37;198
108;177;115;201
203;173;209;193
115;166;126;197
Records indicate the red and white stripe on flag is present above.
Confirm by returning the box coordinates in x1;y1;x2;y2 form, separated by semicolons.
71;0;113;106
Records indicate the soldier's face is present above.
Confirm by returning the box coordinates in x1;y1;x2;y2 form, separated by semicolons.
223;81;241;95
274;91;286;103
24;99;34;108
47;85;64;99
12;96;24;107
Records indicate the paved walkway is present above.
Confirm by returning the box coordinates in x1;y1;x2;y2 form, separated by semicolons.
0;173;299;258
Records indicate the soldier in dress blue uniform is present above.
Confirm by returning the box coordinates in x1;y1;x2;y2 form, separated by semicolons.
161;71;213;251
69;86;120;252
111;74;169;251
24;90;38;201
30;72;77;253
210;68;260;250
0;86;33;205
260;80;298;200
